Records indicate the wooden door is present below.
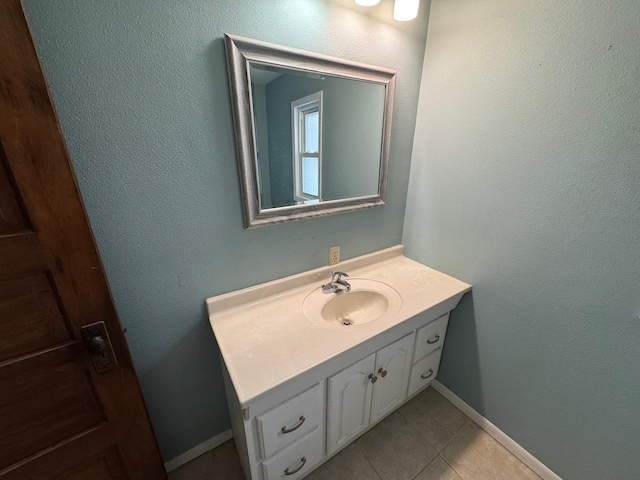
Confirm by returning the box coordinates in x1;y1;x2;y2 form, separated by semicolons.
0;1;167;479
370;333;414;424
326;354;375;455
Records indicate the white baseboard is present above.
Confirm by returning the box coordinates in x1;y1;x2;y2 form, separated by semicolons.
431;380;562;480
164;429;233;473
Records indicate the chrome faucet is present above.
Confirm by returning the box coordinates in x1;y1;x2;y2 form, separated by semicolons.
322;271;351;294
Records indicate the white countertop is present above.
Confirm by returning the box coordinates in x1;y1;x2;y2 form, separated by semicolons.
207;245;471;408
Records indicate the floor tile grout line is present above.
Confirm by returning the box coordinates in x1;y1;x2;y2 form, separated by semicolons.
398;391;472;455
399;407;440;452
437;422;473;480
437;417;473;454
356;412;435;480
397;404;442;456
439;453;467;480
394;411;439;480
408;452;442;480
440;424;541;480
497;441;542;479
451;421;541;479
471;426;541;479
352;439;384;480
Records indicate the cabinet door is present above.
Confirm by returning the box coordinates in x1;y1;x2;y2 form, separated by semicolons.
370;333;415;424
326;353;376;454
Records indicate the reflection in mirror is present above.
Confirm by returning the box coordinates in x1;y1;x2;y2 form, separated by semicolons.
250;64;386;209
225;34;396;228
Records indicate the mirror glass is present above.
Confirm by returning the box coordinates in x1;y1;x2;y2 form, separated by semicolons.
224;34;396;228
249;63;386;209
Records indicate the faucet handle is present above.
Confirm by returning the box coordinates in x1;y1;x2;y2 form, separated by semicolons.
331;271;349;281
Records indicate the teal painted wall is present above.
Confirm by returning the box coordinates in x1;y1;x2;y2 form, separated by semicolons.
403;1;640;479
22;0;430;461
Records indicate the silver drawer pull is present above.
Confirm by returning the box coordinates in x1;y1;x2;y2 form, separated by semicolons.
421;369;434;379
281;416;305;434
284;457;307;476
427;334;440;344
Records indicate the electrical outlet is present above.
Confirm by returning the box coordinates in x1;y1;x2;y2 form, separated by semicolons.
329;246;340;266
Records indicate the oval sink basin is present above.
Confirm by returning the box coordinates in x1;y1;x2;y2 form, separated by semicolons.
303;278;402;327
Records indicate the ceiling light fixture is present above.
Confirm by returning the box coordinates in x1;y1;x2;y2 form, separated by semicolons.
393;0;419;21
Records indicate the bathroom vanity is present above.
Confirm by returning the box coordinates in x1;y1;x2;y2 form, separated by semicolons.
207;246;470;480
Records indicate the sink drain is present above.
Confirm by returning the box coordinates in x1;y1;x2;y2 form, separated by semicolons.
341;319;352;326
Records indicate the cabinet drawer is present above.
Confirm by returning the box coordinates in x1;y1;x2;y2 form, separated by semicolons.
407;349;442;398
261;427;323;480
256;383;323;459
413;314;449;362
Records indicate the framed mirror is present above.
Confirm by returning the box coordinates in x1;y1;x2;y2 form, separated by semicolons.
224;34;396;229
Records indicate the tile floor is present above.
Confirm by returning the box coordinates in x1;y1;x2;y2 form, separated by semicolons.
168;387;540;480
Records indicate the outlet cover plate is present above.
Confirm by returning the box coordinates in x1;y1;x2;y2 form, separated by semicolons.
329;246;340;265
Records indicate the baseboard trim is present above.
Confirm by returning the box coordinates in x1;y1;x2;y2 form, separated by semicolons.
164;429;233;473
431;380;562;480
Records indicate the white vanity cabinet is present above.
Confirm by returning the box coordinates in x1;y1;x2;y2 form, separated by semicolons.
223;313;458;480
209;247;472;480
221;315;450;480
327;333;414;454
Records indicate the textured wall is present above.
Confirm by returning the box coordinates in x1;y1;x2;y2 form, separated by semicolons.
403;1;640;479
22;0;429;461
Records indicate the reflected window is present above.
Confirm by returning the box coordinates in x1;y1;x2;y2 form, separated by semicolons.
292;91;323;203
